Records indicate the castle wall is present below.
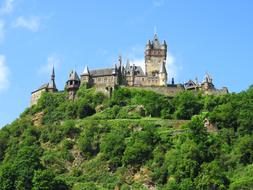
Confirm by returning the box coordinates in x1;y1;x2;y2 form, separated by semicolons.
31;89;46;106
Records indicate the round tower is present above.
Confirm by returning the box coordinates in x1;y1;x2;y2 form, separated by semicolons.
66;70;80;100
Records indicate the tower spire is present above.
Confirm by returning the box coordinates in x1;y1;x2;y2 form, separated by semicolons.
51;66;55;81
48;66;58;92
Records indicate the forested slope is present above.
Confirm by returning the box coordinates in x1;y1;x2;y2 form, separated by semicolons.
1;85;253;190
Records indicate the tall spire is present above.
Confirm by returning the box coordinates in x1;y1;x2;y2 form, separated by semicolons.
51;66;55;81
48;66;57;92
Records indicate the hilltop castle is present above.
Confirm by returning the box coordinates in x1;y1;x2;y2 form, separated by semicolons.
31;33;228;105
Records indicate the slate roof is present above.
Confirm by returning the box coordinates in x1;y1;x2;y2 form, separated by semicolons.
125;65;145;76
82;66;90;75
31;83;49;94
89;68;116;76
153;33;161;49
68;70;80;81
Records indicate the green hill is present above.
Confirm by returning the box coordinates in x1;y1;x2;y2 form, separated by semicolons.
1;85;253;190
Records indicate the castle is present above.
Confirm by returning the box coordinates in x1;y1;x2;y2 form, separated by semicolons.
30;33;228;106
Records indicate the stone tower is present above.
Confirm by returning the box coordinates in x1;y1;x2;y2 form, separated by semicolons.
145;33;167;77
66;70;80;100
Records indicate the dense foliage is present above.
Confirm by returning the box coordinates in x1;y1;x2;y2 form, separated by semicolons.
1;85;253;189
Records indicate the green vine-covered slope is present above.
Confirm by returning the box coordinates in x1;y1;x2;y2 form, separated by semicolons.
1;85;253;190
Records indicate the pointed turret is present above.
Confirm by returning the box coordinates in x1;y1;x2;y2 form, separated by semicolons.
66;70;80;100
159;61;167;86
48;67;58;92
118;55;122;68
82;66;90;76
159;61;167;74
80;66;92;87
203;73;212;84
146;40;152;50
153;33;161;49
126;59;130;69
201;72;215;91
51;67;55;80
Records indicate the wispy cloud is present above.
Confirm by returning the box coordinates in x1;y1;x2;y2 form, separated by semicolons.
38;54;61;75
12;16;41;32
0;0;14;15
0;20;5;43
166;51;182;81
153;0;165;7
0;55;9;92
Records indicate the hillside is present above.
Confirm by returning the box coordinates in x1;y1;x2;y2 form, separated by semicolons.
1;85;253;190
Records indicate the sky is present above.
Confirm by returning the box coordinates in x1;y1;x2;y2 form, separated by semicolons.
0;0;253;127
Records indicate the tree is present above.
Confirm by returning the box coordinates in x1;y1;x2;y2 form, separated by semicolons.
194;161;229;190
172;91;203;120
0;163;16;190
32;169;68;190
235;135;253;165
100;131;126;168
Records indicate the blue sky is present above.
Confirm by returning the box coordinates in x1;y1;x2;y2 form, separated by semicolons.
0;0;253;127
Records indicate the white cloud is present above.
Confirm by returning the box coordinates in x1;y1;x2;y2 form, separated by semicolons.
0;20;5;43
12;16;41;32
130;59;145;72
38;54;61;75
166;52;177;78
153;0;165;7
0;0;14;15
0;55;9;91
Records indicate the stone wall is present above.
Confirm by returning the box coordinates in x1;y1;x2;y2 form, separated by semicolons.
31;89;46;106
